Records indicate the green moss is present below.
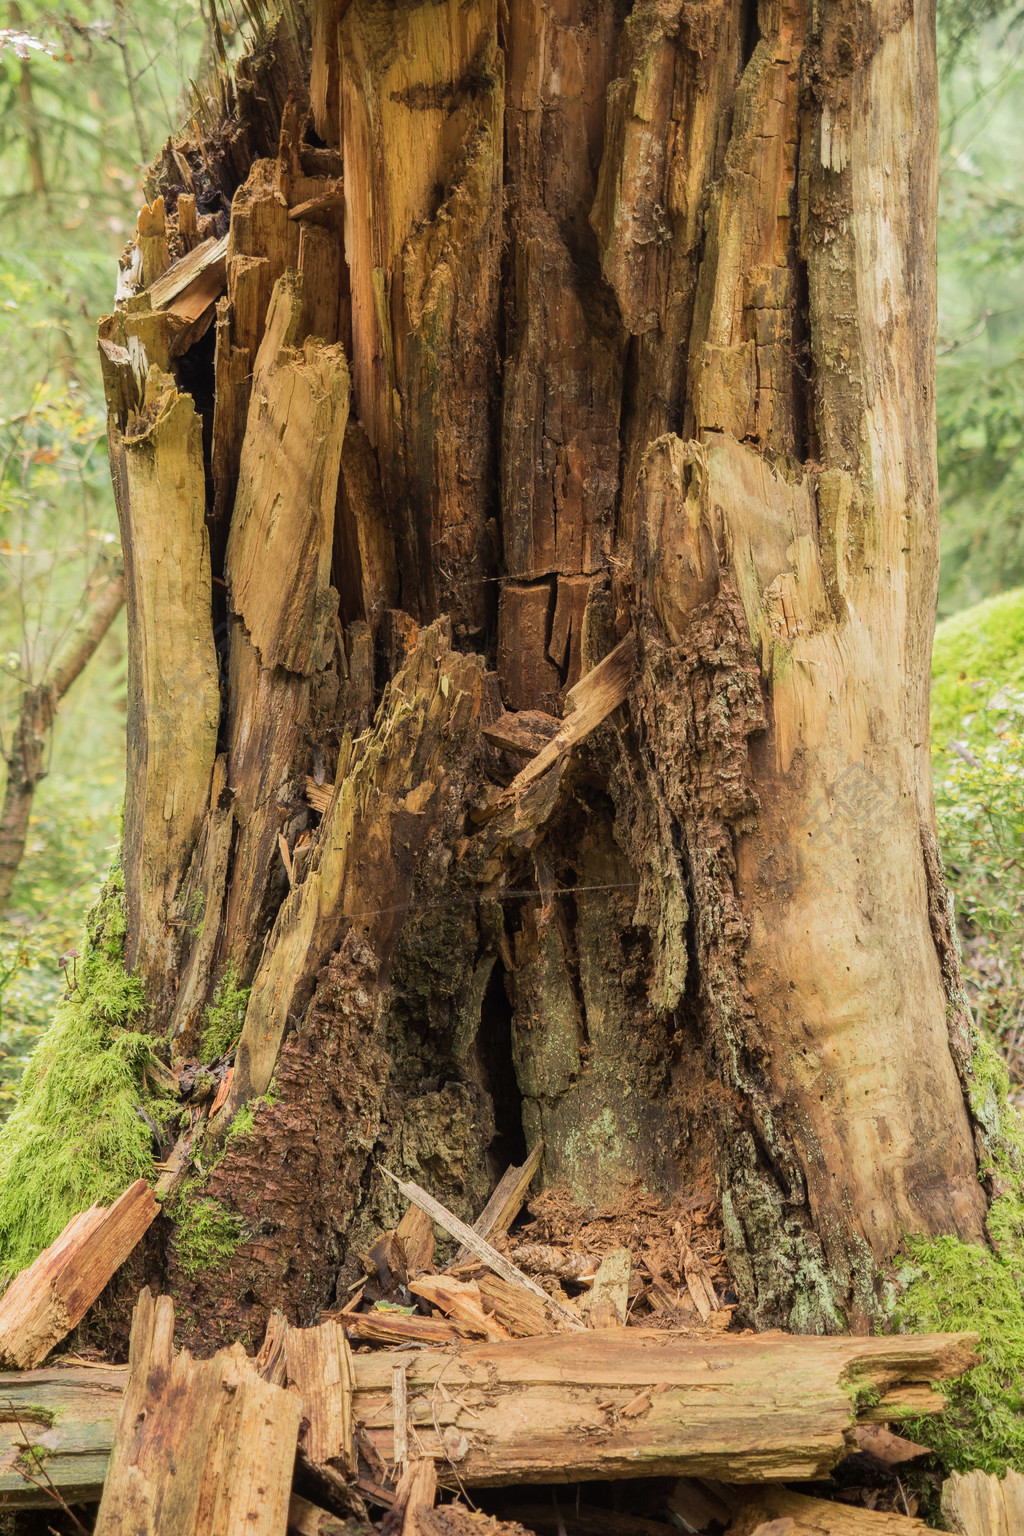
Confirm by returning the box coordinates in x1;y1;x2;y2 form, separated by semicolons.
887;1037;1024;1474
889;1236;1024;1474
199;965;249;1061
167;1087;279;1279
0;862;180;1284
931;585;1024;757
170;1175;243;1279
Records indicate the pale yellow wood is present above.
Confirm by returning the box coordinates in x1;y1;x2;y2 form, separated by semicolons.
729;1487;928;1534
226;271;349;677
94;1289;300;1536
284;1319;356;1479
112;369;220;1007
942;1468;1024;1536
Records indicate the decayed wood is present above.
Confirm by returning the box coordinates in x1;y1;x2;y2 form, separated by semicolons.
395;1204;435;1273
0;1328;976;1508
227;271;348;676
93;1289;301;1536
217;625;485;1117
481;635;634;820
284;1320;356;1481
350;1330;975;1487
385;1458;437;1536
109;369;220;1015
379;1171;582;1332
333;421;398;629
481;713;561;759
728;1487;928;1534
452;1141;543;1263
941;1468;1024;1536
0;1180;158;1369
584;1248;630;1329
344;1315;458;1348
471;1272;557;1338
0;1361;126;1508
339;0;502;627
409;1277;510;1343
288;1493;364;1535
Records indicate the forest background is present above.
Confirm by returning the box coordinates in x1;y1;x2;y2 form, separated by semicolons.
0;0;1023;1109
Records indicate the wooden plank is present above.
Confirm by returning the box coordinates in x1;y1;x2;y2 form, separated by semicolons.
941;1468;1024;1536
0;1180;158;1369
93;1289;301;1536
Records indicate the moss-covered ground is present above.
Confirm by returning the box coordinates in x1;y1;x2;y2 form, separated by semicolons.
932;585;1024;755
0;862;179;1283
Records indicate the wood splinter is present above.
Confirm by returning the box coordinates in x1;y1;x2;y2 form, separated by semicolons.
0;1179;159;1369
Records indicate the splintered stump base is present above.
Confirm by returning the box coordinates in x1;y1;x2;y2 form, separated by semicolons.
93;1289;301;1536
0;1318;976;1510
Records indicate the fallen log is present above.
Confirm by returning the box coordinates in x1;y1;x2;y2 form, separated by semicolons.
351;1330;977;1486
0;1179;159;1369
0;1327;977;1508
0;1361;126;1510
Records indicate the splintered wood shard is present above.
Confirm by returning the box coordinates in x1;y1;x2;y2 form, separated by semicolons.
378;1168;583;1331
93;1289;301;1536
284;1319;356;1480
941;1467;1024;1536
0;1328;979;1508
481;635;635;822
0;1179;159;1369
452;1141;543;1264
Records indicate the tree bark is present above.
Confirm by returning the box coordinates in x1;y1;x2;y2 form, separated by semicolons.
94;0;988;1349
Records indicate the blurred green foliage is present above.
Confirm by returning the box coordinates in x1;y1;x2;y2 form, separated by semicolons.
936;0;1024;613
0;1;207;1107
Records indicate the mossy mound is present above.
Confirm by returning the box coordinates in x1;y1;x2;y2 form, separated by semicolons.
932;585;1024;755
0;863;178;1283
889;1039;1024;1474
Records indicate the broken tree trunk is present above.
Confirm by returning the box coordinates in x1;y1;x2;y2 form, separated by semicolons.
73;0;996;1355
0;1326;977;1507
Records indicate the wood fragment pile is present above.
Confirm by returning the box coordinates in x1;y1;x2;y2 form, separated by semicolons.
0;1162;992;1536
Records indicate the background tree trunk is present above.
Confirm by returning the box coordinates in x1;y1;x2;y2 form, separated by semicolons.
96;0;989;1351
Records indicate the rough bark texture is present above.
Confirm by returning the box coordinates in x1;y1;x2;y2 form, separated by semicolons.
95;0;987;1350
